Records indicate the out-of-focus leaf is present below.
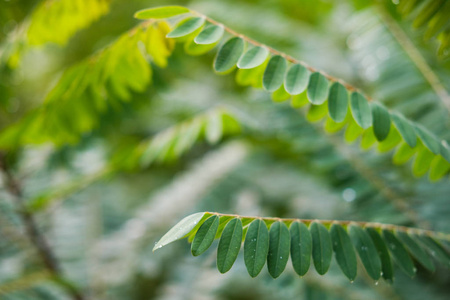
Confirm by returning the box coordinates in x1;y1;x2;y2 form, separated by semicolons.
307;72;329;105
328;82;348;123
263;56;287;92
134;6;190;19
214;37;245;72
350;92;372;129
284;64;310;95
237;46;269;69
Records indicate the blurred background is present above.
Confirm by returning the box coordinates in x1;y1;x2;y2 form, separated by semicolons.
0;0;449;299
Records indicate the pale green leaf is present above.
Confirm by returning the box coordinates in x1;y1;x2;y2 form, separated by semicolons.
214;37;245;72
166;17;205;38
194;25;224;45
284;64;310;95
237;46;269;69
134;6;190;19
328;82;348;123
350;92;372;129
307;72;329;105
263;55;287;92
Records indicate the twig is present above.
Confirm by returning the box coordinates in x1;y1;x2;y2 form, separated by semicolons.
0;152;85;300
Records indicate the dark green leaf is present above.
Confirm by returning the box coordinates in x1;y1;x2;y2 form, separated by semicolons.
310;222;332;275
284;64;310;95
153;212;206;251
371;103;391;141
194;25;224;44
134;6;190;19
263;55;287;92
290;221;312;277
415;235;450;268
366;228;394;282
214;37;245;72
330;224;357;281
350;92;372;129
391;112;417;148
383;230;416;278
328;82;348;123
166;17;205;38
237;46;269;69
244;219;269;277
217;218;243;273
307;72;329;105
396;231;435;272
414;125;440;154
191;215;220;256
267;221;290;278
349;225;381;280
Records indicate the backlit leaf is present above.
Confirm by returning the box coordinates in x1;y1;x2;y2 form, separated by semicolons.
134;6;190;19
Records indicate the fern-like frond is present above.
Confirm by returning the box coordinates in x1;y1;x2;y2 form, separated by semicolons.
154;212;450;282
134;6;450;181
0;20;173;148
0;0;110;68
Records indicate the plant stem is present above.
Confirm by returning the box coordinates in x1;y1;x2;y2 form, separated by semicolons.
0;153;85;300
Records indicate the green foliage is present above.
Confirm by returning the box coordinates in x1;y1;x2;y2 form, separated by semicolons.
155;212;450;281
134;6;190;19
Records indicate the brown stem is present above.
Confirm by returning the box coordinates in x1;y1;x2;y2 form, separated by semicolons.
0;153;85;300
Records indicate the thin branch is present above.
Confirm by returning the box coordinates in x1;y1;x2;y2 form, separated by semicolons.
376;5;450;112
0;153;85;300
191;10;370;98
205;212;450;241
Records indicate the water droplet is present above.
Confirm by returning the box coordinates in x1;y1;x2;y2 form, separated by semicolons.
375;281;379;286
350;280;354;284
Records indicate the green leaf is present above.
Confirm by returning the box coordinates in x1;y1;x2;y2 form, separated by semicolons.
396;231;435;272
350;92;372;129
263;56;287;92
194;25;224;44
134;6;190;19
371;103;391;142
377;126;401;153
184;38;217;56
153;212;206;251
344;118;364;144
440;141;450;163
415;235;450;268
291;91;309;108
414;125;440;155
205;112;223;144
290;221;312;277
383;230;416;278
217;218;243;273
307;72;329;105
393;142;417;165
325;116;348;134
271;85;291;102
244;219;269;277
267;221;290;278
166;17;205;38
214;37;245;72
284;64;310;95
328;82;348;123
412;145;434;177
310;222;332;275
366;228;394;282
330;224;357;281
237;46;269;69
360;128;377;150
391;112;417;148
349;225;381;280
191;215;220;256
307;102;328;123
429;155;450;181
